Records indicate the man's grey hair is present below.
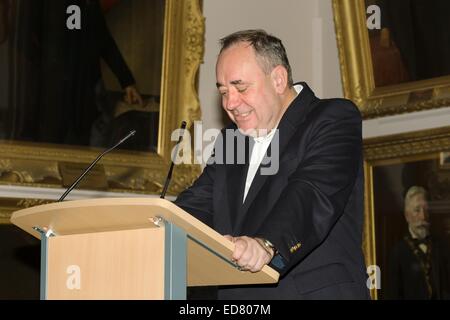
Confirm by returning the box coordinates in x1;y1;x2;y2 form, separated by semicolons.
404;186;428;209
219;29;294;87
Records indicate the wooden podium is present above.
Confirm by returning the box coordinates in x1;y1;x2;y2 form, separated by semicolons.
10;198;279;300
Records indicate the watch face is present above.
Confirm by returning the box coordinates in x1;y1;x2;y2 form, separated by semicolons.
264;240;275;253
265;239;279;255
264;239;274;247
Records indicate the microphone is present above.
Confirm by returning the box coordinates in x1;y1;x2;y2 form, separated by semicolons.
58;130;136;202
160;121;187;199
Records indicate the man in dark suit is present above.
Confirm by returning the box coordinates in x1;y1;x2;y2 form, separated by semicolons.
386;186;450;299
175;29;369;300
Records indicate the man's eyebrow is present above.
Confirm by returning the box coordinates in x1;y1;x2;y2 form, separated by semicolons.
216;80;246;89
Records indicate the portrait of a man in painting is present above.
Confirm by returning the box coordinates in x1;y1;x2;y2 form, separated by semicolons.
0;0;164;151
372;155;450;299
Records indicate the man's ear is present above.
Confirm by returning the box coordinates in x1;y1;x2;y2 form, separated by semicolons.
271;65;288;94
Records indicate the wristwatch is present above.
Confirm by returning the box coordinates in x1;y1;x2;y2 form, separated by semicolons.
258;238;278;256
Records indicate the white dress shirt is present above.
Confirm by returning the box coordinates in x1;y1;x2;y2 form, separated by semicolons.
243;84;303;202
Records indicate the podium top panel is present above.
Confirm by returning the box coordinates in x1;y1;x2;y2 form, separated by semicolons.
11;198;187;237
11;198;279;286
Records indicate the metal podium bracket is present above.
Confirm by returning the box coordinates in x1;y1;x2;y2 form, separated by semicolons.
162;220;187;300
33;226;55;300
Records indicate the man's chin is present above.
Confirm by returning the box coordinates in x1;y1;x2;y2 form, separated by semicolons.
237;127;258;137
412;225;430;240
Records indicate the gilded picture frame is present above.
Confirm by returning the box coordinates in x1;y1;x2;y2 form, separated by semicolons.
440;152;450;169
333;0;450;119
363;126;450;299
0;0;204;200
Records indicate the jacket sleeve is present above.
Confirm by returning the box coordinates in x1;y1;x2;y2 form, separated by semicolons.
174;161;216;227
255;100;363;275
174;126;238;227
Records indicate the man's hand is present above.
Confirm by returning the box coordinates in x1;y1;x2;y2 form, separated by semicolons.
124;85;143;106
224;235;274;273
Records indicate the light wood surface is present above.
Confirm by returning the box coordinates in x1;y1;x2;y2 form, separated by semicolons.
47;228;164;300
11;198;279;287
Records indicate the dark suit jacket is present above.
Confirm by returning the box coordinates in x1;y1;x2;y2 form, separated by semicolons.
176;82;370;299
386;235;450;300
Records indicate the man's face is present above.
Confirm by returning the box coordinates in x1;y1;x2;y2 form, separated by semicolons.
216;42;283;135
405;194;430;239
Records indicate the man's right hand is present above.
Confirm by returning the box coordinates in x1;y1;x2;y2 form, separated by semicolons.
124;85;143;106
224;235;274;273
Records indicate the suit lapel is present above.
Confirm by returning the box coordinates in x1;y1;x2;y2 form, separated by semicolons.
233;82;318;233
224;134;253;229
226;162;248;228
234;123;297;232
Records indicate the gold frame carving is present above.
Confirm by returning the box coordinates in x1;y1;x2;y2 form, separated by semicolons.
333;0;450;119
0;0;204;197
363;126;450;299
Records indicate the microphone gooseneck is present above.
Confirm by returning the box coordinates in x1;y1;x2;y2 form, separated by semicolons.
58;130;136;202
160;121;187;199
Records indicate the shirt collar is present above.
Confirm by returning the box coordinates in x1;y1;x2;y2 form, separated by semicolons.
294;84;303;95
253;127;277;143
253;84;303;143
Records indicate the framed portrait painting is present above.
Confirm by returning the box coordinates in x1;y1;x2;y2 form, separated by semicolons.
333;0;450;118
0;0;204;197
364;126;450;299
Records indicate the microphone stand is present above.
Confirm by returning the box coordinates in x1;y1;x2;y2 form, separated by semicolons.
160;121;187;199
58;130;136;202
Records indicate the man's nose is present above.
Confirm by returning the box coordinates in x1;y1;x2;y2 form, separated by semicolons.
418;208;429;221
224;90;241;111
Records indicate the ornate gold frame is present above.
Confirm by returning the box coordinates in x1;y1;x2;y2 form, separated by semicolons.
333;0;450;119
0;0;204;201
363;126;450;299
